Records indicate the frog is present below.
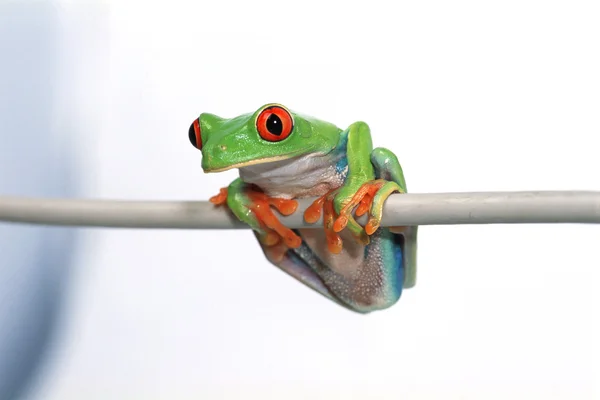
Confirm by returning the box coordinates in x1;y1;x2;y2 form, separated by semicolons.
188;103;417;313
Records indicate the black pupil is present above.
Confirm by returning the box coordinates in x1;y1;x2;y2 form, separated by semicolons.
266;113;283;135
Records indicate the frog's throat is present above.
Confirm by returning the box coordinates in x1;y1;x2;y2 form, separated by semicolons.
203;155;296;173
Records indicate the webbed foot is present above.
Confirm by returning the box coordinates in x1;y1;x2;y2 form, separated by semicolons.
304;187;370;254
334;179;404;235
210;186;302;256
303;179;404;254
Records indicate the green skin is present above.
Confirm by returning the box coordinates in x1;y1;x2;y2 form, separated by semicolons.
194;103;417;313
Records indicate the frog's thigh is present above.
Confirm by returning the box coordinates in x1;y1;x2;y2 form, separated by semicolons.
370;147;418;289
252;232;344;307
370;147;407;190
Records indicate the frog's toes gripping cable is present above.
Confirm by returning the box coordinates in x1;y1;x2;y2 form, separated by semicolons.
304;180;405;253
305;188;369;254
210;187;301;250
334;179;404;235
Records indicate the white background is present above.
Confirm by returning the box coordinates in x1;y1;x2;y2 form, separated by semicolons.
24;1;600;399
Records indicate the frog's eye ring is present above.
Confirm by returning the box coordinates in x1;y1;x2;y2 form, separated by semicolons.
256;106;294;142
189;118;202;150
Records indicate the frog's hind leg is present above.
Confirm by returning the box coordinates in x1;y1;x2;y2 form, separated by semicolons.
370;147;418;289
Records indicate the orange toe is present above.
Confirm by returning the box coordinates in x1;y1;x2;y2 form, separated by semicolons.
355;194;372;217
264;241;289;263
304;196;326;224
209;187;228;205
323;194;343;254
332;215;348;233
365;219;380;235
269;197;298;216
260;229;281;246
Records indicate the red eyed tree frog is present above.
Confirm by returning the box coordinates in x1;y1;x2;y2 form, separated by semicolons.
188;104;418;313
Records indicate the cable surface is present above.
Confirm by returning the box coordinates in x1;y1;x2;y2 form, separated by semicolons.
1;191;599;229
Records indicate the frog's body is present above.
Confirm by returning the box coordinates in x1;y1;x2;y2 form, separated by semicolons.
239;146;347;199
189;104;417;313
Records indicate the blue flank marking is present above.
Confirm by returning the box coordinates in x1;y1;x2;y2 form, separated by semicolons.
334;131;349;177
393;237;404;293
336;156;348;176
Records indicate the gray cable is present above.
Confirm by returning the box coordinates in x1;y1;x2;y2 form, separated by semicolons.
1;191;599;229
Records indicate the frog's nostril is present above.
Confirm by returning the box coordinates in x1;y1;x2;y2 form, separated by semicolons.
189;118;202;150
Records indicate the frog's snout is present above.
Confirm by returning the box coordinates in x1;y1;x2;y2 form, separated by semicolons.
188;118;202;150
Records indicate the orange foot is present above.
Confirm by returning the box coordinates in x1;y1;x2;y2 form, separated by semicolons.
333;180;387;235
304;188;344;254
304;180;399;254
210;187;301;261
209;187;228;205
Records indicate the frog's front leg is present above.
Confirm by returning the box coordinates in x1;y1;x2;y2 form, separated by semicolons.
210;178;301;252
304;122;405;249
329;143;418;289
332;124;410;235
347;147;408;235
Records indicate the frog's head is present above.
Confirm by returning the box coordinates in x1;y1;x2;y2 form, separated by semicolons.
188;103;342;172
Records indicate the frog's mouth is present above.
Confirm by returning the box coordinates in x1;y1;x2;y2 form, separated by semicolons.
202;154;301;173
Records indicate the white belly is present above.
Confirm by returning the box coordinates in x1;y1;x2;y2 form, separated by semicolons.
239;153;347;199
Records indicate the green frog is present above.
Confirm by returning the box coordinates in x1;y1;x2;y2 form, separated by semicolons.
188;103;417;313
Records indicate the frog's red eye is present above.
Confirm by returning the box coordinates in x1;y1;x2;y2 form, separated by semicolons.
189;118;202;150
256;106;294;142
